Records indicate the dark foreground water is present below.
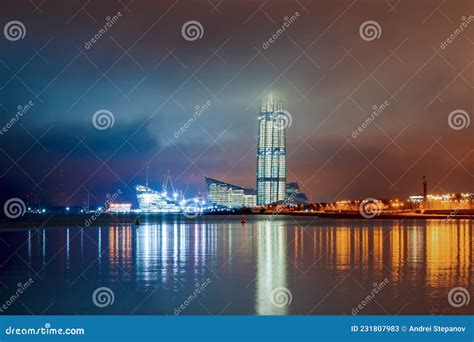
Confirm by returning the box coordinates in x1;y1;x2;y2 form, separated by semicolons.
0;216;472;315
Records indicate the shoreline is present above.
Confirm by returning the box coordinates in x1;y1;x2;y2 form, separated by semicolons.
0;211;472;227
291;211;473;220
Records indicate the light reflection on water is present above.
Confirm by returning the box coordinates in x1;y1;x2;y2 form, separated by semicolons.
0;217;472;315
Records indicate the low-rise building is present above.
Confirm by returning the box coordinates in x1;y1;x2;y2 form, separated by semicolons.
205;177;256;208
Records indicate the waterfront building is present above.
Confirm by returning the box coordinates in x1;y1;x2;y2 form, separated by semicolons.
256;92;287;205
108;202;132;213
205;177;256;208
408;192;474;210
135;185;181;213
243;194;257;208
285;182;309;204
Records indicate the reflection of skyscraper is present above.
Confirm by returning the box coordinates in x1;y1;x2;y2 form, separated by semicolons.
256;92;287;205
256;224;288;315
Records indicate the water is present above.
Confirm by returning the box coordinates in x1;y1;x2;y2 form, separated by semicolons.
0;216;472;315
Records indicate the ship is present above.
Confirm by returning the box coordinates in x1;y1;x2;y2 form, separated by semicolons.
136;169;203;214
136;184;181;213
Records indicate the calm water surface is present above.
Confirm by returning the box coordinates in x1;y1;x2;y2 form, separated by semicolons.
0;216;472;315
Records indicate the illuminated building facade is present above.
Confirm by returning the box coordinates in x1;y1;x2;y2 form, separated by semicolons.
408;193;474;210
107;202;132;213
205;177;256;208
243;194;257;208
256;92;287;205
135;185;181;213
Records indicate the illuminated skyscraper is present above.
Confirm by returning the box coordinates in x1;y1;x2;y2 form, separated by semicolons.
256;92;287;205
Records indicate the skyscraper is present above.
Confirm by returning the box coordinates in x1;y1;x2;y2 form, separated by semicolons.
256;92;287;205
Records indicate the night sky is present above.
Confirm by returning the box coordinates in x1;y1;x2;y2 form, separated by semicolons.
0;0;472;207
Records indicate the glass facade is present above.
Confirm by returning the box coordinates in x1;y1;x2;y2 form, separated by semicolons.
206;177;256;208
257;93;287;205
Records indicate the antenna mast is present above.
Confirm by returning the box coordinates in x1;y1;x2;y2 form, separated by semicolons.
162;171;168;193
146;166;149;188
